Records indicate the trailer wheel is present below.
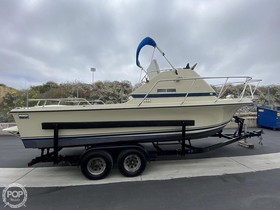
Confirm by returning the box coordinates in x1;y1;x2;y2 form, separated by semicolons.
117;149;147;177
80;150;113;180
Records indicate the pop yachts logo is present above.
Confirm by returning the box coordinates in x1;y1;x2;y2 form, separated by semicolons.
2;183;27;208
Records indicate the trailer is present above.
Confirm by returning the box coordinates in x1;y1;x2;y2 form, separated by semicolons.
27;116;263;180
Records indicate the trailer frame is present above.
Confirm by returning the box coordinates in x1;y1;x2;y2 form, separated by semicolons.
27;116;263;179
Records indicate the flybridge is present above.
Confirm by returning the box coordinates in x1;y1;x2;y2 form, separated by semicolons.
131;72;261;106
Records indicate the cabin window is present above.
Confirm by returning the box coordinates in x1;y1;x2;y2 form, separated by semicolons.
157;88;176;93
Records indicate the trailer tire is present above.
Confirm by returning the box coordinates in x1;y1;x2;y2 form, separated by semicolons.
117;149;147;177
80;150;113;180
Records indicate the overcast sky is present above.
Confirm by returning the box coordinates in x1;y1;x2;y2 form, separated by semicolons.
0;0;279;89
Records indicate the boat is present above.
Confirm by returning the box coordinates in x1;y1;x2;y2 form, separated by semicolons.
6;37;261;149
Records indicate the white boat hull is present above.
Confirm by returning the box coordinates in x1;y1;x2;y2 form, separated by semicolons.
12;101;248;148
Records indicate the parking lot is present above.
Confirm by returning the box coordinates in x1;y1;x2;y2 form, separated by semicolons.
1;128;280;210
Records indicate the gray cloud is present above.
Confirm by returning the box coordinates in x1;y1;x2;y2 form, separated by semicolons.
0;0;279;89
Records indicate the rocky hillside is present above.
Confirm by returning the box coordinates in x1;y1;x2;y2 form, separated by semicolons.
0;84;16;104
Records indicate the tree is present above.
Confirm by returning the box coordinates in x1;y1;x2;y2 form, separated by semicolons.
1;90;26;122
90;81;132;104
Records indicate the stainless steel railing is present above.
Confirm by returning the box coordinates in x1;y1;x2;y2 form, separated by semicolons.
137;76;261;106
